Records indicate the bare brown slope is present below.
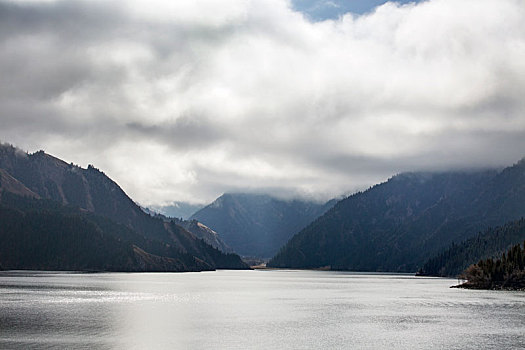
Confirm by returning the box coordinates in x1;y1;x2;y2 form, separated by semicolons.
0;143;248;270
0;168;39;199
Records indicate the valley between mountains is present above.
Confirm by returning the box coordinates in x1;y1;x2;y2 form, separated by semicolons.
1;143;525;286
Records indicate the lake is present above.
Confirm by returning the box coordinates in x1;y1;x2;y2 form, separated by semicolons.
0;270;524;349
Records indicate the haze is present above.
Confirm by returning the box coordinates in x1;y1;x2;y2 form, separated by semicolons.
1;0;524;206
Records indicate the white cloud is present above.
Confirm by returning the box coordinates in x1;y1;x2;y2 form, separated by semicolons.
1;0;525;205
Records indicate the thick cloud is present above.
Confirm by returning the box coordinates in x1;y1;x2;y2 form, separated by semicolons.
1;0;524;205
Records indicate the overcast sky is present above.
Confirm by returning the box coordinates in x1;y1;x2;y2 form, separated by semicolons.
1;0;525;206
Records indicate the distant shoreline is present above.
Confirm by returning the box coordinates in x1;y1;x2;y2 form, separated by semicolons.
451;282;525;291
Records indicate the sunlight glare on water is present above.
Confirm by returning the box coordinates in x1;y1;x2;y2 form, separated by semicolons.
0;270;524;349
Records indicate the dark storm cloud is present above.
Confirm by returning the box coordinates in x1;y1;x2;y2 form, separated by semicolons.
0;1;125;42
126;116;231;150
0;0;524;205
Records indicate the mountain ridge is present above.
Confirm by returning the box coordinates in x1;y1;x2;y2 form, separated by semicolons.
191;193;335;258
269;160;525;272
419;217;525;277
0;143;248;271
140;206;233;254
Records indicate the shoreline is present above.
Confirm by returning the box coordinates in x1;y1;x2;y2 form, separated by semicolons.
451;282;525;291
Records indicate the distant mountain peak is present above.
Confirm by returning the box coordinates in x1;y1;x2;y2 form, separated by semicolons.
191;192;336;258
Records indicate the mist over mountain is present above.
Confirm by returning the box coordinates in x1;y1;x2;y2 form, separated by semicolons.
0;144;247;271
191;193;335;258
2;0;524;206
1;0;525;346
269;159;525;272
149;202;205;220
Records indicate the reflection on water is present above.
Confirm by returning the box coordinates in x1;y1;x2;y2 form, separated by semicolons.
1;270;524;349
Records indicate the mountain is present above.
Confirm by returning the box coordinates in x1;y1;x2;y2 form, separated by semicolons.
269;159;525;272
149;202;205;220
141;206;233;254
0;193;209;272
190;193;335;258
0;168;39;199
419;218;525;277
174;218;234;253
0;143;248;271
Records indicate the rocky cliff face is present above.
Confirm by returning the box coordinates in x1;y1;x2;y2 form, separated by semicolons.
175;219;234;253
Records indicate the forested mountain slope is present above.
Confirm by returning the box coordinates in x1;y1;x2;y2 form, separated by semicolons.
0;144;247;271
269;159;525;272
142;206;233;253
419;218;525;277
191;193;335;258
458;241;525;290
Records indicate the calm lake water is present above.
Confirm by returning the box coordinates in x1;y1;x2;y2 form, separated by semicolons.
0;270;524;349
